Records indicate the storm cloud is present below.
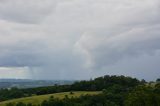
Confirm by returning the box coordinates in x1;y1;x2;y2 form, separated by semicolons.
0;0;160;80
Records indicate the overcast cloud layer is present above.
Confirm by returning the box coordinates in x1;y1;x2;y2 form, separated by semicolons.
0;0;160;80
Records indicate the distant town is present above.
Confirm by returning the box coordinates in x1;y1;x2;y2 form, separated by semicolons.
0;79;74;89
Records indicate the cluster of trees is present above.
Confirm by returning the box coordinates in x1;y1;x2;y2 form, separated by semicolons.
0;87;25;101
6;83;160;106
0;75;141;101
125;83;160;106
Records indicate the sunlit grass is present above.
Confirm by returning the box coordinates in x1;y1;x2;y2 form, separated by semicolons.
0;91;101;106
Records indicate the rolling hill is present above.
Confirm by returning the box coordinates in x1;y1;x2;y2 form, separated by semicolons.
0;91;101;106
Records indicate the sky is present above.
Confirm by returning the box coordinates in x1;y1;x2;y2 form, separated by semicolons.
0;0;160;80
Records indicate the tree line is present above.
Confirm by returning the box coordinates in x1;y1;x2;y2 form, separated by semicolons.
0;75;160;106
6;83;160;106
0;75;140;101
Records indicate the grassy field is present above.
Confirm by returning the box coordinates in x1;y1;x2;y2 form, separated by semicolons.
0;91;101;106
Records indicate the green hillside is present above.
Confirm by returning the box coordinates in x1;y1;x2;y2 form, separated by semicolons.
0;91;100;106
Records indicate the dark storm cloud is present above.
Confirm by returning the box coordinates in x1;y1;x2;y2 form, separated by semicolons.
0;0;56;24
0;0;160;80
0;40;47;67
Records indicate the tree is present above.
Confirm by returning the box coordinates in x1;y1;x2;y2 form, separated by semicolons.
156;78;160;82
125;85;160;106
141;79;146;84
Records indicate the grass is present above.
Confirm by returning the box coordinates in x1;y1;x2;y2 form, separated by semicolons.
0;91;101;106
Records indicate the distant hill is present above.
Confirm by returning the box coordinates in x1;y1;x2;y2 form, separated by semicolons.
0;79;74;89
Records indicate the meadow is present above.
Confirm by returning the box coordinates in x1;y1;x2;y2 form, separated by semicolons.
0;91;100;106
